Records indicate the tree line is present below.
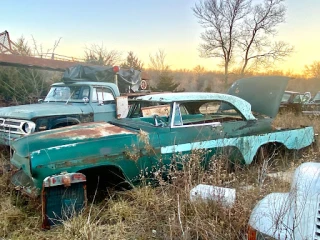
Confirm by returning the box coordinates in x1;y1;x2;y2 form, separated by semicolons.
1;0;320;105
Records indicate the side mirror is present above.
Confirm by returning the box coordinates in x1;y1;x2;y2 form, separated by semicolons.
82;97;89;104
38;99;43;103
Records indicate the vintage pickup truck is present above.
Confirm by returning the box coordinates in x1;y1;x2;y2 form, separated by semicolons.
0;65;144;146
10;76;314;228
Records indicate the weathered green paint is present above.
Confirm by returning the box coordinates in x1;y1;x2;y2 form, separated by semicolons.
0;81;120;145
10;76;315;197
226;76;290;118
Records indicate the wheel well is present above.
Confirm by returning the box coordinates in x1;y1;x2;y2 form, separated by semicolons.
78;166;131;201
253;142;288;166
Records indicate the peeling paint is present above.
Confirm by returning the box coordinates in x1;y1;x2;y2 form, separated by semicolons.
40;122;136;140
161;127;314;164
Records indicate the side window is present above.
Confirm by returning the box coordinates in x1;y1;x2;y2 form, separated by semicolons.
173;104;182;126
179;104;188;115
173;101;244;127
281;93;291;103
81;87;90;99
92;87;115;102
293;95;302;103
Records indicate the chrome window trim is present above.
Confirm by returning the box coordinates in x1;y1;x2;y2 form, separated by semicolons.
170;102;222;129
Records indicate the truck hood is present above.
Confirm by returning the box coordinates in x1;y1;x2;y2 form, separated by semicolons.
11;122;137;157
0;102;84;120
226;76;290;118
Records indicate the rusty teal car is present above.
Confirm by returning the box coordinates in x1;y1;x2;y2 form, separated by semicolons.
9;76;314;227
10;76;314;198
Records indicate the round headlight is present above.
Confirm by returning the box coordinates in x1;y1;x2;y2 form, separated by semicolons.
22;122;35;134
22;122;30;133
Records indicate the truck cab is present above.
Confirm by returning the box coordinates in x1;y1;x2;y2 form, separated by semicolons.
0;81;120;145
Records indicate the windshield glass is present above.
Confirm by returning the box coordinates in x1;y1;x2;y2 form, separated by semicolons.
281;93;291;103
44;86;90;102
313;92;320;102
292;94;303;103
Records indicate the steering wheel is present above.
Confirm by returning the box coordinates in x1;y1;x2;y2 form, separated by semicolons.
153;114;166;127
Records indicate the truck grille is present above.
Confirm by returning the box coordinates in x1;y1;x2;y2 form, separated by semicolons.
314;196;320;239
0;118;35;135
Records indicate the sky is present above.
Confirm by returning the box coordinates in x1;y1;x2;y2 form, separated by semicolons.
2;0;320;74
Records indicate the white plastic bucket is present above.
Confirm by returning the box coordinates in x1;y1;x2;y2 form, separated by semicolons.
190;184;236;207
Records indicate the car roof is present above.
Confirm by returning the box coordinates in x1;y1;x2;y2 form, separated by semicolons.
137;92;256;120
138;92;244;102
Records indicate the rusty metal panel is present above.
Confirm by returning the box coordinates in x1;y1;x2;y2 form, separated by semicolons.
116;96;129;119
39;122;135;140
41;172;87;229
0;53;90;71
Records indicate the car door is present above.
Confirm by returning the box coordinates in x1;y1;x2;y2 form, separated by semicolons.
89;85;117;121
158;100;256;168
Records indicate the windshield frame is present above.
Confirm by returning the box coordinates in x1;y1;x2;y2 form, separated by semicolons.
44;85;91;103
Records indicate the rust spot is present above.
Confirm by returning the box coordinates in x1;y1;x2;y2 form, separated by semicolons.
82;156;100;164
41;122;136;139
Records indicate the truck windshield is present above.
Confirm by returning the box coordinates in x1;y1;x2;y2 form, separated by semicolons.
44;86;90;102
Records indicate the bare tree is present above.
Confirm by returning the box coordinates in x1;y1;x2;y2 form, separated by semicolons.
15;37;32;56
148;49;170;72
84;44;122;66
193;0;251;86
148;49;180;91
238;0;293;75
31;35;62;59
193;65;206;75
0;36;63;104
304;61;320;79
193;0;293;83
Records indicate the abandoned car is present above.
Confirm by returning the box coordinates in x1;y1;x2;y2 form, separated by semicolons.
9;76;314;227
302;91;320;114
279;91;311;113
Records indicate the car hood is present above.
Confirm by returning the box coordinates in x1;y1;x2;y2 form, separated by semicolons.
11;122;137;157
0;102;84;120
226;76;290;118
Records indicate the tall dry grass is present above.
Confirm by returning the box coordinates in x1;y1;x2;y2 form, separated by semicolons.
0;113;318;239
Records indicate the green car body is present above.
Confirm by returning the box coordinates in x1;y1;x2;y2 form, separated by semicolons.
10;76;315;197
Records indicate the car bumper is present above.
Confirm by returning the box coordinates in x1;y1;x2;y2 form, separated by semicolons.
0;132;22;146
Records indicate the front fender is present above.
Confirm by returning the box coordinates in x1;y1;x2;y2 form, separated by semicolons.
29;141;141;187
